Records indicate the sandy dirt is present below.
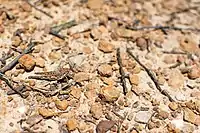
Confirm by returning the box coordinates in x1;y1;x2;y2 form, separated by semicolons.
0;0;200;133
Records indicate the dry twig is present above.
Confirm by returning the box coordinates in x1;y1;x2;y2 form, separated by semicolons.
0;73;27;98
116;48;128;95
0;41;35;73
127;48;175;102
25;0;53;18
127;25;200;32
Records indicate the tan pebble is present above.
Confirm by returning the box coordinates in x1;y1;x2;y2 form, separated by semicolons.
74;72;90;82
20;1;32;12
163;55;177;64
188;65;200;79
55;100;68;111
98;40;114;53
157;75;165;85
84;89;97;100
115;28;141;38
131;85;141;96
62;46;71;54
98;25;108;33
83;46;92;54
48;51;61;61
100;86;120;102
132;66;141;74
167;69;184;90
129;74;139;85
38;108;54;118
28;80;35;86
90;103;103;119
33;45;41;53
11;36;21;47
136;37;148;51
13;70;20;77
157;110;169;120
52;37;65;47
98;64;112;77
87;0;104;9
70;86;82;99
168;102;178;111
66;118;78;131
18;54;36;71
185;100;195;110
86;83;99;90
101;77;115;86
71;33;81;39
183;108;200;126
151;98;160;106
19;69;25;74
35;57;45;68
194;100;200;113
91;28;101;40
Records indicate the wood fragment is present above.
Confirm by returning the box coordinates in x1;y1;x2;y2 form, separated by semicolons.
0;41;35;73
0;73;27;98
127;48;175;102
162;51;187;55
25;0;53;18
116;48;128;95
127;25;200;32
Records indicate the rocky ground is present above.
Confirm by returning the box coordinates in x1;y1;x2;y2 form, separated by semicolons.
0;0;200;133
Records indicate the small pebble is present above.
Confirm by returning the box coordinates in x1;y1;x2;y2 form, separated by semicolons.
38;107;54;118
136;37;148;51
74;72;90;82
55;100;68;111
129;74;139;85
100;86;120;102
98;40;114;53
168;102;178;111
18;54;36;71
70;87;82;99
66;118;78;131
35;57;45;68
90;103;103;119
134;111;152;124
98;64;112;77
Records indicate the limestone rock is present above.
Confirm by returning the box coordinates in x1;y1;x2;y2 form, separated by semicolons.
90;103;103;119
98;64;112;77
98;40;114;53
38;108;54;118
100;86;120;102
18;54;36;71
55;100;68;111
135;111;152;124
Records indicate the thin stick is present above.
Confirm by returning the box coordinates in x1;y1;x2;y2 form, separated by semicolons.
162;51;187;55
117;48;128;95
0;73;26;98
0;42;35;73
127;48;175;102
25;0;53;18
127;25;200;32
